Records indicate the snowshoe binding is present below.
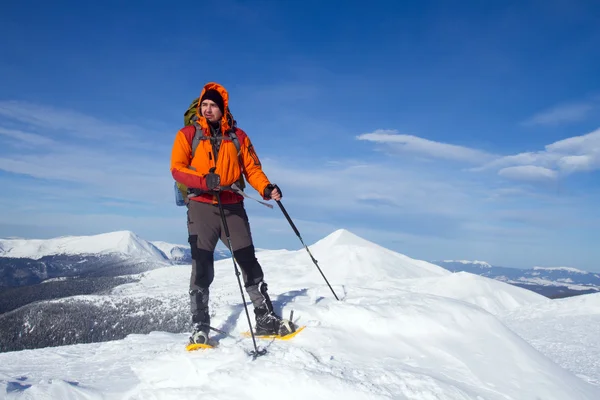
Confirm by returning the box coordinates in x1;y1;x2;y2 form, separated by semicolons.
186;323;214;351
255;307;296;336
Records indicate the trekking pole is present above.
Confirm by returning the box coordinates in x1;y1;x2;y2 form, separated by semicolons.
276;200;339;301
214;188;267;359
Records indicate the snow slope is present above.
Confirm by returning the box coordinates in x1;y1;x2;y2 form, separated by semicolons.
502;292;600;386
401;271;549;316
150;241;189;262
0;231;167;262
0;229;598;399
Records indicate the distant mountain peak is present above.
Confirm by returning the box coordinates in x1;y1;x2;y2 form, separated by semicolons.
0;230;166;262
311;229;382;250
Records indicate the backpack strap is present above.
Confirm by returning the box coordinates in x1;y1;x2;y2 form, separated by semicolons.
186;124;245;189
190;123;241;158
182;124;272;208
191;123;203;158
229;130;241;155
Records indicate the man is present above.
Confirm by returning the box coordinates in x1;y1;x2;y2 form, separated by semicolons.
170;82;295;345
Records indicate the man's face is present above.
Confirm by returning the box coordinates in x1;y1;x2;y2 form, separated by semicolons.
201;100;223;122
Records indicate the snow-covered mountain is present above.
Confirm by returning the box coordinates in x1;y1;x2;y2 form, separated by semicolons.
433;260;600;297
0;231;166;261
0;228;598;399
0;231;173;287
151;240;231;265
442;259;493;268
148;240;190;263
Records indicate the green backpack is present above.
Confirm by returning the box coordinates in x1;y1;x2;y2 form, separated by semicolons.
175;98;246;204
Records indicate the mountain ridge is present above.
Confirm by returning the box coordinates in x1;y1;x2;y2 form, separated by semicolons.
0;230;166;262
432;259;600;298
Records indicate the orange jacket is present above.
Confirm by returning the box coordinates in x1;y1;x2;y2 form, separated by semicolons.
170;83;272;205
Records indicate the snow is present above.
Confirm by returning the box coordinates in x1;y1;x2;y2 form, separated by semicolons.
532;266;587;274
0;231;167;262
150;241;188;261
400;271;548;316
441;260;492;268
306;229;450;282
516;276;599;291
1;228;599;399
503;293;600;386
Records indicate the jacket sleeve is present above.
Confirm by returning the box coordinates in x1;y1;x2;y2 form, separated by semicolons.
240;135;271;198
170;130;208;191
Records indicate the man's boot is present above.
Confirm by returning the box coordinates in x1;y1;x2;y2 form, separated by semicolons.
189;287;210;344
246;281;296;336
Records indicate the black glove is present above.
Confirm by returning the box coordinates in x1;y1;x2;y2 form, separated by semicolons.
263;184;282;199
204;172;220;191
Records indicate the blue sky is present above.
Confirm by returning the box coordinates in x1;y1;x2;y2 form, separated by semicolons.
1;0;599;271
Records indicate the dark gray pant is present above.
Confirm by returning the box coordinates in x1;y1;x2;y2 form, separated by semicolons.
186;200;270;328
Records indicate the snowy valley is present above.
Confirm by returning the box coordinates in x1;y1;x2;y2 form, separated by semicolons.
0;229;599;399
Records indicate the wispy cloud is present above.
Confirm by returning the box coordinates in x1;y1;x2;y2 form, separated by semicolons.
522;101;595;126
261;157;482;219
357;129;495;164
256;154;597;267
356;126;600;180
0;127;56;146
0;102;173;206
475;127;600;178
472;151;558;172
498;165;558;182
548;128;600;172
0;101;167;151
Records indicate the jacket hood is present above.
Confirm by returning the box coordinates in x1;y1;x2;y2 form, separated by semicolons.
196;82;234;133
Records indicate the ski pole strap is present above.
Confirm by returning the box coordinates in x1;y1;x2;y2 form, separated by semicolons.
230;183;274;209
187;185;235;198
187;184;274;209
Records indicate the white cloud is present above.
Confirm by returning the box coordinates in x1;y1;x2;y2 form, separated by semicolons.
472;151;559;172
557;155;596;172
547;127;600;153
0;102;174;207
474;127;600;180
548;128;600;172
0;127;56;146
522;102;595;126
498;166;558;181
0;101;166;149
0;148;173;205
357;129;495;164
355;126;600;186
261;157;481;218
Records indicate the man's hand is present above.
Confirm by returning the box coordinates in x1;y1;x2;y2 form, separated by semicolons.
264;184;282;201
204;172;220;191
